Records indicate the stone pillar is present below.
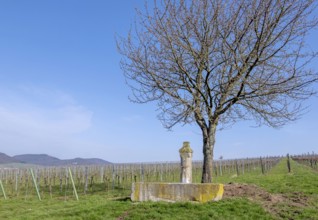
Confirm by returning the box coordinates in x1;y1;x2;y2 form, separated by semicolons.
179;141;193;183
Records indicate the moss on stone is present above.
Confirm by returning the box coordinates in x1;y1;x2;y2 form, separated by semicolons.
131;183;224;203
179;141;193;153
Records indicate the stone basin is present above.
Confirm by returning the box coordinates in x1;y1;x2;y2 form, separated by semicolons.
131;182;224;203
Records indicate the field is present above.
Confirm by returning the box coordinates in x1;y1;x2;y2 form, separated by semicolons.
0;157;280;199
0;158;317;219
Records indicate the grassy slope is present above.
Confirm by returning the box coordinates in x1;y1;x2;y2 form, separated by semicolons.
225;158;318;195
0;159;317;220
222;158;318;219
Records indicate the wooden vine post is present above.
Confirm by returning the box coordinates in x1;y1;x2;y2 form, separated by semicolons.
30;168;41;201
0;179;7;200
287;154;291;173
68;168;79;201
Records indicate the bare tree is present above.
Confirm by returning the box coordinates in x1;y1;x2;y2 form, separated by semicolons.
117;0;318;183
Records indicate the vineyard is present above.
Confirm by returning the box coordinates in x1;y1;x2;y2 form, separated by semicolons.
292;153;318;170
1;156;318;219
0;157;281;200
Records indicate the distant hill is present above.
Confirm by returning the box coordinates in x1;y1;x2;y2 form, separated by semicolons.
0;153;21;164
63;158;112;165
13;154;62;166
0;153;111;166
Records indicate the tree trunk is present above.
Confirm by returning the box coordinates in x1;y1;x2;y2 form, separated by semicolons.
201;123;217;183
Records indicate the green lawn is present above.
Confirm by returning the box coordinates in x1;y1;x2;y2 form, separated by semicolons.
0;159;317;220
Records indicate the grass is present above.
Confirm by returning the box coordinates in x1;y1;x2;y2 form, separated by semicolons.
229;158;318;211
221;158;318;219
0;196;130;220
0;196;272;220
225;158;318;195
0;158;317;220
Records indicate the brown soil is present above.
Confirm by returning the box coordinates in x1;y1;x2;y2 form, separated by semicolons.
116;211;130;220
224;183;283;202
223;183;309;218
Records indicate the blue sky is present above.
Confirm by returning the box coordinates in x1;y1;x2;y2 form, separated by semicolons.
0;1;317;163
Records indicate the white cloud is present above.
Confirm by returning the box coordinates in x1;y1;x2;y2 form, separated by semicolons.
0;86;93;157
0;105;92;136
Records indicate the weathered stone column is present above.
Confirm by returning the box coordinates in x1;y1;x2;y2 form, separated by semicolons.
179;141;193;183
